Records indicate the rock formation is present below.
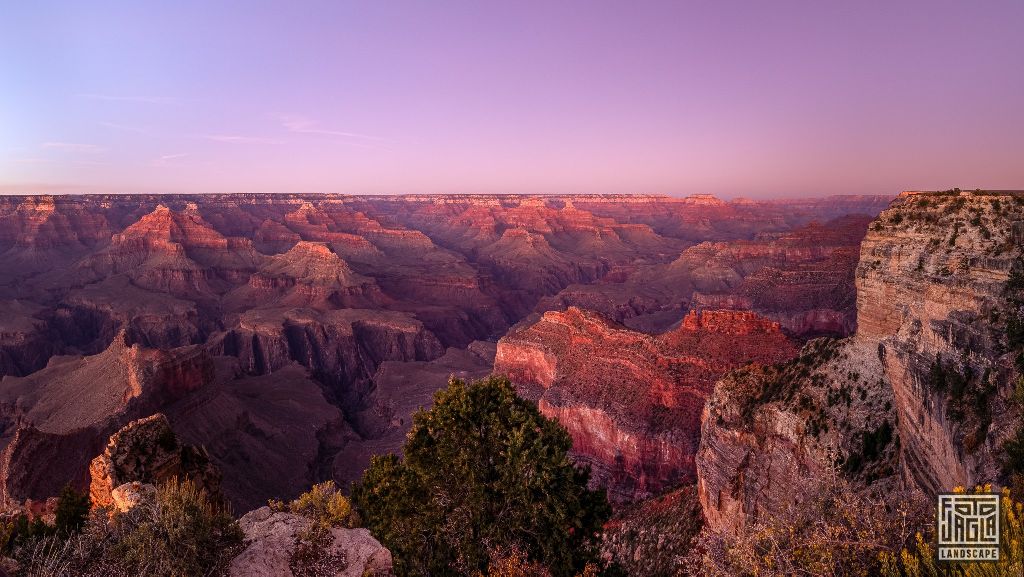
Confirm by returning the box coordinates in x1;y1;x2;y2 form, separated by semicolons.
696;190;1024;533
230;506;394;577
0;192;888;510
88;413;221;510
858;191;1024;494
495;307;798;501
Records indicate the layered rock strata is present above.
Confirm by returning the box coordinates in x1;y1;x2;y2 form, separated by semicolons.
696;190;1024;533
495;307;798;501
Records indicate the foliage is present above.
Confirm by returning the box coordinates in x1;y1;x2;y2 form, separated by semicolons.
601;485;702;577
844;420;894;476
54;484;91;536
352;376;611;577
274;480;357;530
687;469;929;577
12;477;243;577
478;547;599;577
268;480;359;576
880;486;1024;576
0;485;87;556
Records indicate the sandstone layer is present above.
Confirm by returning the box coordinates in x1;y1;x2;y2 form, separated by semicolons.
495;307;798;501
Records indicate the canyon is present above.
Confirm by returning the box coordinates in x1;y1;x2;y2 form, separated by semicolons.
3;189;1022;575
696;190;1024;533
0;192;889;513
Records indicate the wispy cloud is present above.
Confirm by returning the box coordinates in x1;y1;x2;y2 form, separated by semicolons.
202;134;282;144
78;93;179;105
154;153;188;166
281;115;387;142
42;142;107;154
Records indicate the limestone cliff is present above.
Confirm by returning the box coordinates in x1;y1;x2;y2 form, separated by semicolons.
858;191;1024;494
696;190;1024;532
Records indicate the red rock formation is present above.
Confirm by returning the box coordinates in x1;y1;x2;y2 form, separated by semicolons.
225;241;385;310
540;215;874;336
0;193;883;509
88;414;221;510
494;307;798;501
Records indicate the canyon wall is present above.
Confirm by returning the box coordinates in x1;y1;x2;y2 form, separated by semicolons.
696;190;1024;533
494;307;798;502
0;192;886;510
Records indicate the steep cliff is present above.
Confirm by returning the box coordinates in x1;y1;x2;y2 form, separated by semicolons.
858;191;1024;494
0;333;215;503
697;338;896;533
495;307;798;501
696;190;1024;533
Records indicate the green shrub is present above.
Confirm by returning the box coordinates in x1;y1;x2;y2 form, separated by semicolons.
352;376;610;577
54;484;90;536
102;477;243;576
13;477;244;577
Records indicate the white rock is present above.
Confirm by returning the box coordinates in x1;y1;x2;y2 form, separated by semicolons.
229;506;393;577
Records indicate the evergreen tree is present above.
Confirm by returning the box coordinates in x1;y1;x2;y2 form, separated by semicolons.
352;376;610;577
54;484;90;535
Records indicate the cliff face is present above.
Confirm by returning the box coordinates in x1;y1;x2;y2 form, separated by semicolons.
857;192;1024;494
697;338;896;533
696;190;1024;533
495;307;798;502
0;333;215;503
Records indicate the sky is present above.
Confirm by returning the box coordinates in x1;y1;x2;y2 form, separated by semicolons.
1;0;1023;197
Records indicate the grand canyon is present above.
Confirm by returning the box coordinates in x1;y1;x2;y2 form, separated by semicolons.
2;189;1022;576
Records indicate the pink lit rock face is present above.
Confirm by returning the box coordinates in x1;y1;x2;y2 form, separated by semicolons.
0;193;885;510
494;307;799;502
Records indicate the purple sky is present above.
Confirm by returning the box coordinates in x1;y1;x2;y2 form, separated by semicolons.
2;1;1023;197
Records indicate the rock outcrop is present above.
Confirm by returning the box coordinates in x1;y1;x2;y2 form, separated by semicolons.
857;191;1024;494
88;414;221;510
601;485;703;576
495;307;798;501
230;506;394;577
695;190;1024;533
697;338;896;533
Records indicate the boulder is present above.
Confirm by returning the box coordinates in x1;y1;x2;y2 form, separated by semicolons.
110;481;158;513
229;506;393;577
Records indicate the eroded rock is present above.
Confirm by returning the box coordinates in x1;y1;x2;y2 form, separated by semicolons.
230;506;393;577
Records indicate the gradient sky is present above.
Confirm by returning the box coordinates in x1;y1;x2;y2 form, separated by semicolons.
2;0;1023;197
